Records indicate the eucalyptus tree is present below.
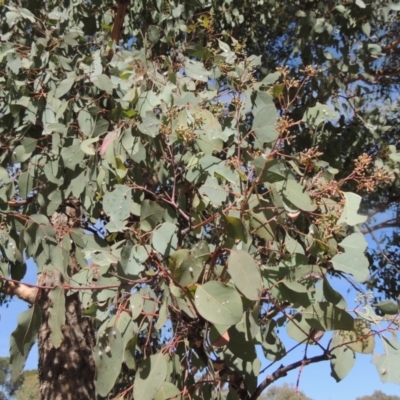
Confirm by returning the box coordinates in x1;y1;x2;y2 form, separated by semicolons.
0;1;400;400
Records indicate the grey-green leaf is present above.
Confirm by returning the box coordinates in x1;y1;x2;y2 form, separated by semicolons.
331;252;369;282
103;185;131;224
140;200;164;232
275;180;316;212
302;102;339;126
252;105;278;144
195;282;243;325
133;353;168;400
10;305;41;382
55;77;74;99
199;176;228;206
94;328;124;397
373;337;400;384
227;250;262;301
152;222;179;258
330;333;356;382
154;382;181;400
92;74;113;94
336;192;367;226
303;302;354;331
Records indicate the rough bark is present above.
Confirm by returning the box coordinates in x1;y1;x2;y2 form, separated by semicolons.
37;198;96;400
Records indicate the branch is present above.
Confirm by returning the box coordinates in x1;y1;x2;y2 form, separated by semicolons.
382;37;400;54
343;68;400;84
249;352;334;400
365;196;400;220
111;0;130;43
362;224;400;273
361;219;399;234
0;278;38;304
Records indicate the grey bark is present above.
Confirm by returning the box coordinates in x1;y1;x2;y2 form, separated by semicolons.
37;198;96;400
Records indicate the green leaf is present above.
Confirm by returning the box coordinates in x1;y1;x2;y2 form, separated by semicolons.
152;222;179;258
322;279;347;309
184;59;211;82
133;353;168;400
261;72;280;85
120;242;146;277
61;144;85;170
302;102;339;126
275;180;316;212
148;25;160;43
169;249;204;286
78;109;94;137
124;334;138;370
192;240;210;265
199;176;228;206
48;286;66;348
375;300;399;315
92;74;113;94
94;328;124;397
80;137;99;155
303;303;354;331
227;250;262;301
261;320;286;361
285;234;305;255
137;91;161;118
130;293;144;320
336;192;367;226
154;382;181;400
338;233;367;255
389;1;400;10
286;313;313;343
55;77;74;99
10;305;41;382
138;111;162;137
330;333;356;382
252;105;279;144
339;319;375;354
140;200;164;232
195;282;243;325
373;337;400;384
187;43;212;59
225;216;247;241
331;252;369;282
103;185;131;225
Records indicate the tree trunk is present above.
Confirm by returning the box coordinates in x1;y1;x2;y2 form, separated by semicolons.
37;198;96;400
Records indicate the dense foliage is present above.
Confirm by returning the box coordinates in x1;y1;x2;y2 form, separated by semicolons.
0;0;400;399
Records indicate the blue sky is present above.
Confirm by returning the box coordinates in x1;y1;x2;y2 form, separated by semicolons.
0;217;399;399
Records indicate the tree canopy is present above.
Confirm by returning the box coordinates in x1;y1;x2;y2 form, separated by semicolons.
262;384;312;400
356;390;400;400
0;0;400;399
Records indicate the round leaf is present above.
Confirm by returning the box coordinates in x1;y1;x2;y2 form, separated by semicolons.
332;252;369;283
195;281;243;325
275;180;316;212
253;105;278;144
152;222;179;258
227;250;262;301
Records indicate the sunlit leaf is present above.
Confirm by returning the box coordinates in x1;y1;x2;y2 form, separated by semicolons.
195;282;243;325
133;353;168;400
227;250;262;301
